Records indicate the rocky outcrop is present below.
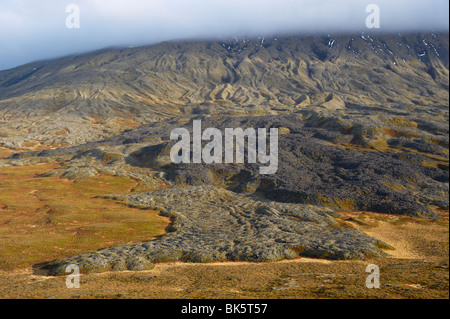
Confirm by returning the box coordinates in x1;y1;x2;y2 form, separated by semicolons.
40;186;390;275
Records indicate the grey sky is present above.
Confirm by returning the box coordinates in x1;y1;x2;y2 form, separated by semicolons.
0;0;448;70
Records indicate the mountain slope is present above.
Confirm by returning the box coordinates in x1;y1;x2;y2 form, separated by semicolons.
0;32;448;148
0;32;448;273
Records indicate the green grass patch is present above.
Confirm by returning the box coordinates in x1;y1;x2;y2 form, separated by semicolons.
0;162;169;270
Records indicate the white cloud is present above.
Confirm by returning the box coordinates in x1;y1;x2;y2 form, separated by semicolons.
0;0;448;70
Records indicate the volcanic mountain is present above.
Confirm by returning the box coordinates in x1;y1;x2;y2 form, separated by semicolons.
0;32;448;273
0;32;448;148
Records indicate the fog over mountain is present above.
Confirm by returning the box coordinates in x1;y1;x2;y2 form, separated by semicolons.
1;0;449;70
0;0;449;288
